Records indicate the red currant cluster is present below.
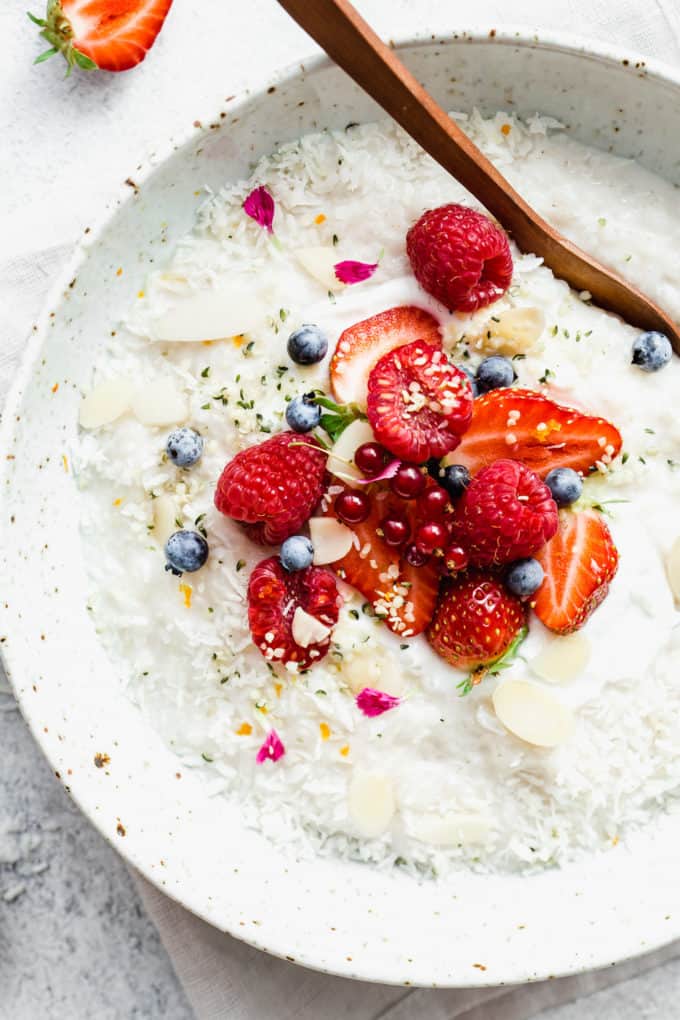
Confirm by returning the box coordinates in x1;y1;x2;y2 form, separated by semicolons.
334;442;469;574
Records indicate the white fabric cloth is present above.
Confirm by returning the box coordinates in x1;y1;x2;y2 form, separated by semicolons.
3;2;680;1017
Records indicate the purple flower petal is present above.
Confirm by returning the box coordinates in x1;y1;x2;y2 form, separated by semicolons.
356;687;400;717
256;728;285;763
334;259;378;285
355;458;402;485
243;186;275;233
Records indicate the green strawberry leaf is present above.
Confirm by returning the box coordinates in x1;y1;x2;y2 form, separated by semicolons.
312;392;366;442
73;48;98;70
27;11;47;26
457;625;529;697
34;46;58;64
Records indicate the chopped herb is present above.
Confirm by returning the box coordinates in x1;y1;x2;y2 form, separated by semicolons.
538;367;554;384
349;609;360;620
279;308;289;322
243;341;255;356
551;324;559;337
200;402;212;410
624;254;632;262
276;365;288;377
332;233;339;246
598;216;607;226
361;602;375;616
201;752;214;763
327;290;336;304
236;559;246;571
585;329;593;337
259;423;272;433
668;459;679;469
621;451;629;464
235;373;241;383
200;366;211;378
400;644;409;650
174;516;183;528
563;329;570;338
639;456;647;464
315;689;327;696
512;353;526;361
644;427;655;435
490;315;500;322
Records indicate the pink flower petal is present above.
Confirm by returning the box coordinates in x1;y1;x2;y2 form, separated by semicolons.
334;259;378;285
356;687;400;717
256;728;285;763
243;186;275;233
355;458;402;485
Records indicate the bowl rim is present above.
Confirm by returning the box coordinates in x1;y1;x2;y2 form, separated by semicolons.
3;23;680;988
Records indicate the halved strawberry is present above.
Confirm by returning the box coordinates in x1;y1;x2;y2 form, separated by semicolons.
533;510;619;634
30;0;173;74
366;340;473;463
327;482;442;636
330;305;442;406
451;388;622;478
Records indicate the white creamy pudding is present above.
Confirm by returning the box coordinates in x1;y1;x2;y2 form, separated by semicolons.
75;113;680;874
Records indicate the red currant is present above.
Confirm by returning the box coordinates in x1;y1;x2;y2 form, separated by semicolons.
380;515;410;547
414;521;448;554
390;464;426;499
354;441;387;477
443;542;469;573
418;486;450;520
404;542;430;567
335;490;370;525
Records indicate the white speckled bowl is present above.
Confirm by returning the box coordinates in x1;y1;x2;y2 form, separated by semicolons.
3;28;680;987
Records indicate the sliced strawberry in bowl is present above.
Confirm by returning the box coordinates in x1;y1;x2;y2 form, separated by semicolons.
325;481;443;637
451;388;622;478
366;340;473;463
533;509;619;634
427;572;527;674
329;305;442;406
248;557;341;670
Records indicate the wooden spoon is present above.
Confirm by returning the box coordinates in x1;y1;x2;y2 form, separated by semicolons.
276;0;680;350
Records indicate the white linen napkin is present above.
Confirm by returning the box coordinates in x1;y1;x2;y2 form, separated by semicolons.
4;2;680;1016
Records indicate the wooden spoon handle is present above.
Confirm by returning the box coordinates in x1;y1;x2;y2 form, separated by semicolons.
277;0;680;345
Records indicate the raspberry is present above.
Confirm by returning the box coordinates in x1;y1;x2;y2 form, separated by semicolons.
366;340;473;463
214;432;326;545
406;204;513;313
247;557;341;670
450;459;558;567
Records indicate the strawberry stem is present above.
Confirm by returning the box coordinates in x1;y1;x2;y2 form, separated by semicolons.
457;626;529;697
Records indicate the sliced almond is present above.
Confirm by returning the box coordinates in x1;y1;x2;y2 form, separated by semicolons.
295;246;345;293
492;680;575;748
79;378;134;430
343;647;404;697
347;772;395;838
291;606;332;649
409;812;490;847
151;281;268;341
530;633;591;684
153;494;179;545
309;517;354;564
326;419;376;486
131;380;188;427
666;536;680;604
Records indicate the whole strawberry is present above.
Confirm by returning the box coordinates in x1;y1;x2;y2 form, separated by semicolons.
214;432;326;545
450;459;558;566
427;572;526;671
406;204;513;313
248;557;341;670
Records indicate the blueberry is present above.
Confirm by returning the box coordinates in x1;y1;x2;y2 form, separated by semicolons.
164;530;209;576
476;355;515;393
505;558;545;597
287;324;329;365
457;363;479;397
166;427;204;467
440;464;471;501
285;393;322;433
545;467;583;508
632;331;672;372
280;535;314;572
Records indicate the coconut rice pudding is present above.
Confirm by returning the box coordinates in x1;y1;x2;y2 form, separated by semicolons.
76;113;680;874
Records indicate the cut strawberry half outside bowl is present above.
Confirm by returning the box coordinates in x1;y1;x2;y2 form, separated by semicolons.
3;27;680;988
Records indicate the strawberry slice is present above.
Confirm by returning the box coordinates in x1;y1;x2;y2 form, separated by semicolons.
451;388;622;478
330;305;442;406
30;0;173;73
533;510;619;634
327;482;441;637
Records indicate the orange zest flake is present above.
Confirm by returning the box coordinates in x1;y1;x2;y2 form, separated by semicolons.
314;213;327;225
612;834;620;846
112;498;122;507
319;722;331;741
339;744;350;757
116;267;123;277
61;454;69;473
231;334;246;348
51;382;59;393
500;123;511;136
533;418;562;443
236;722;252;736
274;682;283;698
137;290;145;299
202;339;215;346
179;582;192;608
